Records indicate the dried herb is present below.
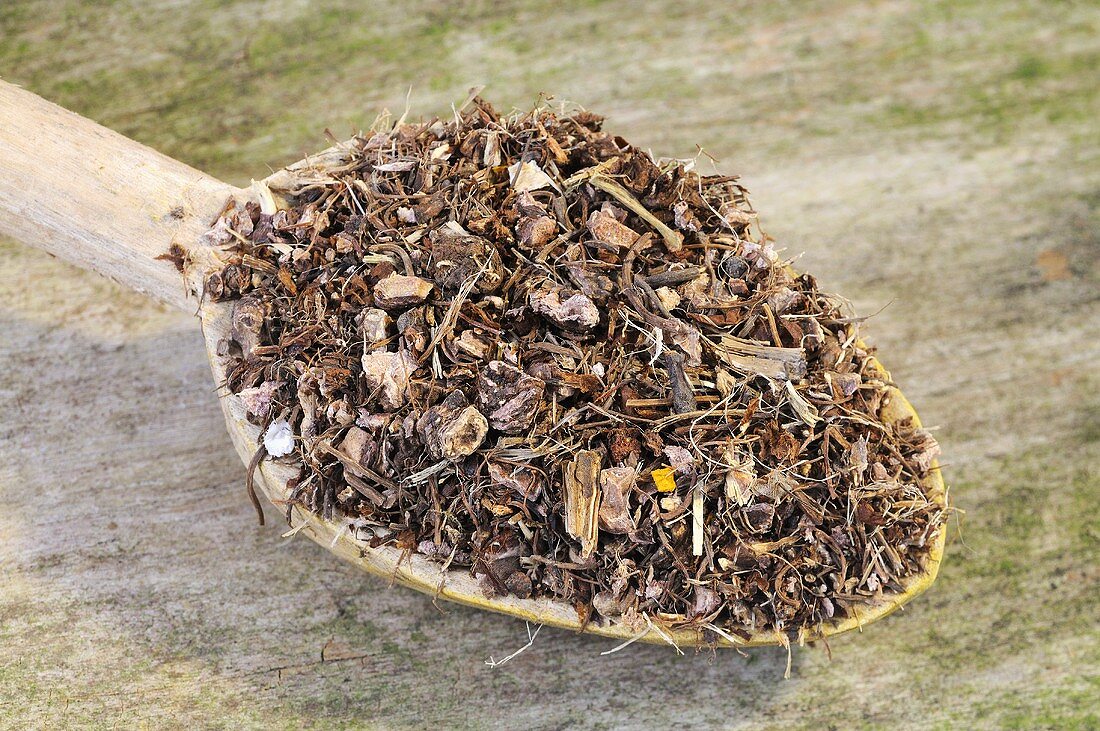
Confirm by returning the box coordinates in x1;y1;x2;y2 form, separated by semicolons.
198;97;946;640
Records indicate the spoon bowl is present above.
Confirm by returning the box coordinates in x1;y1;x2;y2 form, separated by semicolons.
1;80;946;648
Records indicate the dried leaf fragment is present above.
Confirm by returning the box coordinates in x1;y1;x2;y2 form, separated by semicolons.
652;467;677;493
508;160;558;192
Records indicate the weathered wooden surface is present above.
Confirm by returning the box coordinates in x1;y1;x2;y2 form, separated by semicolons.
1;1;1097;728
0;81;237;311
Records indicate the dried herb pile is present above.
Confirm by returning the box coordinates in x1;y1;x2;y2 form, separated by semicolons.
201;97;945;641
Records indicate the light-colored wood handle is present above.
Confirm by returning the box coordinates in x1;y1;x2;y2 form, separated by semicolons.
0;80;240;311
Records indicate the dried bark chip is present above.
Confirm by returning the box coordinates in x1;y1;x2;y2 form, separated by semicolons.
767;287;803;315
373;273;434;310
655;286;681;311
430;232;503;292
607;428;641;464
672;201;700;232
849;435;870;480
478;534;530;596
555;370;602;396
237;380;281;418
515;194;558;249
663;445;695;474
743;503;776;533
518;214;557;249
504;572;533;599
591;590;621;618
358;308;392;346
909;429;942;473
396;306;429;354
565;262;616;301
564;450;601;557
339;426;371;464
690;586;721;619
476;360;545;434
453;329;493;360
828;371;862;399
229;295;266;358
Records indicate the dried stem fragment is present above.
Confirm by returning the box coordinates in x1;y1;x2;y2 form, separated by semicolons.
564;450;601;557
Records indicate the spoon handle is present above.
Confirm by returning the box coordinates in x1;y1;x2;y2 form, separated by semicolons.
0;80;239;311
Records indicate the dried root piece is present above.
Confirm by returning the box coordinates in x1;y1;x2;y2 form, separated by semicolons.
430;232;504;292
229;296;267;358
477;361;545;434
528;280;601;332
373;274;434;310
361;349;419;411
417;392;488;461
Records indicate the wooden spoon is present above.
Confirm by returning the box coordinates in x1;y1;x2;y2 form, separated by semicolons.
0;81;946;648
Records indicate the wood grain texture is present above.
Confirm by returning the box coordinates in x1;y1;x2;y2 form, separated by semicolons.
0;80;239;311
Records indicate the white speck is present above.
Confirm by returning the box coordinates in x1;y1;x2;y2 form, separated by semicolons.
263;419;295;457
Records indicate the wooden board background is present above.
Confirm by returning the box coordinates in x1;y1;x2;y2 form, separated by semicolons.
1;1;1097;728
